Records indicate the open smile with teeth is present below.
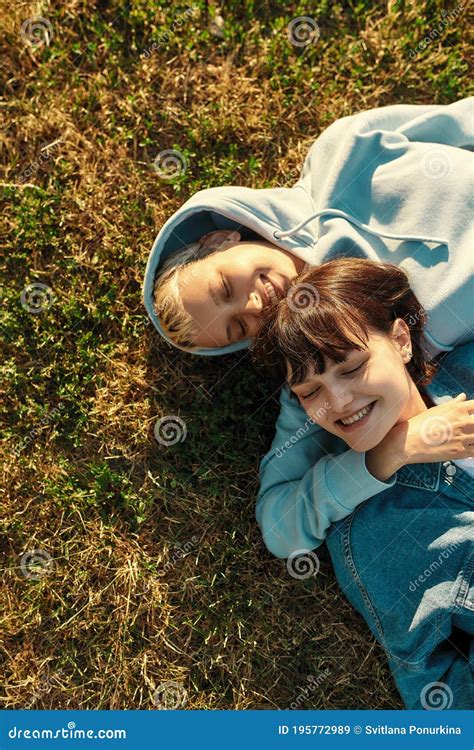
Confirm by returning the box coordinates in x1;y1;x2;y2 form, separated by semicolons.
338;401;376;427
261;275;280;307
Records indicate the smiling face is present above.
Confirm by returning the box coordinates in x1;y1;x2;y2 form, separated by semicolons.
288;321;427;452
178;239;306;347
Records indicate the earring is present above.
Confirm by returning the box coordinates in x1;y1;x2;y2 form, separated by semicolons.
403;347;412;360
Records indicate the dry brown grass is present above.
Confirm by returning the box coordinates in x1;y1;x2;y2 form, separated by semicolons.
1;0;471;710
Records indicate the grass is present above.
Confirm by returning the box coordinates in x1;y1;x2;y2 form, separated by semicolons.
1;0;471;710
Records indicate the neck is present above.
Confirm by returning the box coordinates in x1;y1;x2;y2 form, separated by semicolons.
278;247;306;274
397;381;431;423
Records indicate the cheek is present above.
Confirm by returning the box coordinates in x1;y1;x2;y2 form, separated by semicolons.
306;399;331;425
248;317;263;338
363;368;398;398
234;262;256;283
379;376;408;402
371;377;409;425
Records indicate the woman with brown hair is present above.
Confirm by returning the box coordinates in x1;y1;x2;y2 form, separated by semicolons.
251;257;474;709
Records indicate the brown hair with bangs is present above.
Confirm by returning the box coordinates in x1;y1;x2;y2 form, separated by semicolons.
251;257;438;394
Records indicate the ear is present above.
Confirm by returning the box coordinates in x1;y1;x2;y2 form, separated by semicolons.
199;230;241;250
391;318;412;359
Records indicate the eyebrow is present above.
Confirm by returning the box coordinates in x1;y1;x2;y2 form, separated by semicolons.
208;281;232;344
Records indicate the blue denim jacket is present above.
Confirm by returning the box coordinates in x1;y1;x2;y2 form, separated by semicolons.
326;342;474;709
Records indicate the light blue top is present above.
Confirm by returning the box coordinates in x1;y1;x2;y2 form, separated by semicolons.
142;99;474;557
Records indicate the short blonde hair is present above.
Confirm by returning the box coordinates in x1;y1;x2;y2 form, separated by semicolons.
152;238;223;351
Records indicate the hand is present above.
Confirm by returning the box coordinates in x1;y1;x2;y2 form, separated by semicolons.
366;393;474;481
393;392;474;466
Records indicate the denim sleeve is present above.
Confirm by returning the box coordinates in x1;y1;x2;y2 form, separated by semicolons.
255;385;397;559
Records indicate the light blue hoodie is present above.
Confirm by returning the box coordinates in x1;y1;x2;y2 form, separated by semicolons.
143;99;474;557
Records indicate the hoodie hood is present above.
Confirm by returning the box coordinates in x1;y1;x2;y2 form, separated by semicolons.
143;98;473;357
142;183;318;356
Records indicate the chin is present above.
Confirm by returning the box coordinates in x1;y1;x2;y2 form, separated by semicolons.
347;437;379;452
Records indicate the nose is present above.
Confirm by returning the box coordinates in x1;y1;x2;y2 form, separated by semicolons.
244;291;263;317
327;383;353;415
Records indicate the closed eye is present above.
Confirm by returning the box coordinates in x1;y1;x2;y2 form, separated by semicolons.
301;362;365;400
221;274;231;300
343;363;364;376
301;387;321;401
222;274;247;340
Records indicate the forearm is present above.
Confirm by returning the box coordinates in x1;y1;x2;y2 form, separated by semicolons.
365;422;407;482
258;449;398;558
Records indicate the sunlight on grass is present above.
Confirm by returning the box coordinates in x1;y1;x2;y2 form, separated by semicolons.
1;0;470;710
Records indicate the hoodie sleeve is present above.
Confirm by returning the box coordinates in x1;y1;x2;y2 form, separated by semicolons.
299;99;473;189
255;385;397;559
350;98;473;149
